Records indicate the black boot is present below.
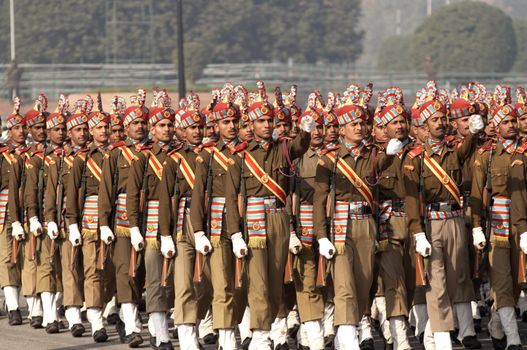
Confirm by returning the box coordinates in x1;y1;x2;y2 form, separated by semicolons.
491;336;507;350
158;342;174;350
106;313;120;325
241;337;251;350
359;338;375;350
30;315;43;329
93;328;109;342
124;332;144;348
70;323;85;337
8;309;22;326
462;335;482;349
45;321;60;334
202;332;218;345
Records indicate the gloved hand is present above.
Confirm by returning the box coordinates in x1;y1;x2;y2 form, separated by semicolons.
68;223;82;247
468;114;484;134
232;232;248;258
318;237;336;259
11;221;25;241
300;116;315;133
272;129;280;142
160;235;176;259
520;232;527;255
472;227;486;250
29;216;43;236
47;221;59;240
130;226;144;252
289;232;302;254
386;138;404;155
194;231;212;255
100;226;115;245
415;232;431;257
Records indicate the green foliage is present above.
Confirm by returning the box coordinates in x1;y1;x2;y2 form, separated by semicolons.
512;19;527;72
411;1;517;73
377;35;414;72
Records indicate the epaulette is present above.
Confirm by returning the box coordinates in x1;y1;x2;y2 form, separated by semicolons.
30;149;44;157
445;135;455;143
18;146;31;155
0;146;8;153
232;141;249;153
108;141;125;151
478;142;494;154
137;144;153;151
407;146;424;159
75;147;89;155
517;142;527;154
167;143;184;155
322;144;341;154
201;141;216;149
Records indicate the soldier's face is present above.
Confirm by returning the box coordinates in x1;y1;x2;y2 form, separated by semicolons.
385;115;408;141
30;123;47;143
152;119;174;143
497;116;518;140
110;125;125;143
90;121;109;145
340;119;364;145
126;119;147;140
415;126;429;144
8;124;28;145
451;116;470;138
274;122;291;138
519;114;527;134
373;126;389;144
425;112;447;139
310;124;324;147
485;122;496;139
205;123;216;138
48;125;66;146
68;124;89;147
215;118;238;141
238;125;253;142
251;116;273;140
324;124;339;143
185;124;203;145
175;126;186;142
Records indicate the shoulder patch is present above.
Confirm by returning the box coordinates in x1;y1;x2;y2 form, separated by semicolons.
408;146;423;159
109;141;125;151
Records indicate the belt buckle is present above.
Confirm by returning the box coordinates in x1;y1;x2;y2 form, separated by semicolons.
439;202;449;211
264;198;276;209
349;203;361;214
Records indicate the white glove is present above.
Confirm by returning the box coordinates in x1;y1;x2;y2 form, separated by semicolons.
160;235;175;259
468;114;484;134
100;226;115;245
130;226;144;252
300;116;315;133
272;129;280;142
29;216;43;236
232;232;248;259
386;138;404;155
415;232;431;257
472;227;486;251
68;223;82;247
318;237;336;259
47;221;59;240
289;232;302;254
520;232;527;255
194;231;212;255
11;221;25;241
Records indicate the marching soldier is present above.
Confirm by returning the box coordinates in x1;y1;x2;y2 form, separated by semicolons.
158;92;210;350
98;89;149;347
21;93;48;329
65;94;111;342
0;97;28;326
45;96;91;337
223;81;314;349
473;85;524;350
24;95;69;333
109;96;126;144
127;89;175;350
404;81;484;350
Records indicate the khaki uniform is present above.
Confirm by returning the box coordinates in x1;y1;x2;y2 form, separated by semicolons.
98;139;146;305
22;144;60;297
404;134;476;332
472;141;525;309
44;146;83;308
224;131;309;330
127;142;173;313
66;143;112;309
189;139;246;330
313;144;388;326
0;145;24;288
158;143;212;325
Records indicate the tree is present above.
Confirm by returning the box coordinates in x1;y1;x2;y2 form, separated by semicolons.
411;1;517;74
512;20;527;72
377;35;414;72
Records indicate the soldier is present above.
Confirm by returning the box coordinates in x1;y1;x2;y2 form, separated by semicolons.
98;89;149;348
109;96;126;144
0;97;28;326
64;94;111;342
126;89;176;350
312;84;400;349
472;85;524;350
223;81;314;349
45;96;91;337
404;81;484;350
21;93;48;329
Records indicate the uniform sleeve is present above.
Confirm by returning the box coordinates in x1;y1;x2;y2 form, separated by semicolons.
65;156;83;225
158;157;176;237
313;157;331;240
189;151;210;233
24;156;40;219
44;160;58;223
126;153;145;229
456;132;476;163
225;157;241;235
404;156;424;236
8;157;23;223
288;130;311;160
98;150;118;227
511;154;527;234
470;152;488;230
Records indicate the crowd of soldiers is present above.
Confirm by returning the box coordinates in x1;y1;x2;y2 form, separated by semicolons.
1;79;527;350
